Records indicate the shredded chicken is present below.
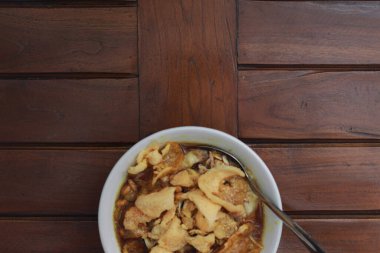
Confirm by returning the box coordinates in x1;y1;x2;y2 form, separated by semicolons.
147;149;163;165
195;211;213;232
214;212;238;239
135;187;176;218
150;246;172;253
186;233;215;253
123;207;152;237
217;223;261;253
170;169;199;187
183;190;221;228
149;208;176;240
158;216;188;251
115;142;264;253
198;164;246;216
129;159;148;175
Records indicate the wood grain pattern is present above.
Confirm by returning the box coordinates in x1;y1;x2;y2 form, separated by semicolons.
0;7;137;73
0;219;378;253
239;71;380;139
278;219;380;253
0;150;124;215
1;146;379;215
0;220;102;253
139;0;237;137
238;1;380;64
0;79;138;142
254;146;380;211
0;0;136;4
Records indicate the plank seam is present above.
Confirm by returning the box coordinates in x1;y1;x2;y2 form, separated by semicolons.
1;213;380;221
241;138;380;144
0;73;138;80
0;1;137;8
238;64;380;71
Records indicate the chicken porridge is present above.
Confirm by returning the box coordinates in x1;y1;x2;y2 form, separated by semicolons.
114;142;264;253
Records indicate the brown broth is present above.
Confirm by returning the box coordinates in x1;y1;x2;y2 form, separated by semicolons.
113;143;264;253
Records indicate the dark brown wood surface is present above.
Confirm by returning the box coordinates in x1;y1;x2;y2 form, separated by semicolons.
1;219;378;253
0;7;137;73
0;220;103;253
0;149;124;215
139;0;238;136
238;1;380;65
0;79;138;142
1;0;379;252
239;71;380;139
278;219;380;253
255;145;380;211
2;146;379;215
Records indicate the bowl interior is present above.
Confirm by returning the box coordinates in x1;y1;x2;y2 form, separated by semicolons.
99;126;282;253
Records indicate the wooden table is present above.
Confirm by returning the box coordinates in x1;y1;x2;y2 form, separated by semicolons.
1;1;379;252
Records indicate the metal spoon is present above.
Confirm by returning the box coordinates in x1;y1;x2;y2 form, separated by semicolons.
196;145;326;253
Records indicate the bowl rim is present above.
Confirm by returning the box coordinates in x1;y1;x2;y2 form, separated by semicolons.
98;126;282;253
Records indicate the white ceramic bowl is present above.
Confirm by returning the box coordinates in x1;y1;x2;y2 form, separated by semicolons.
99;126;282;253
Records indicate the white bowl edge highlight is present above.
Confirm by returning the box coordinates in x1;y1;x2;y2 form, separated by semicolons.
98;126;283;253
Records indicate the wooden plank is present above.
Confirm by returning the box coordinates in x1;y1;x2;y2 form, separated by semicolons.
0;79;138;142
0;219;378;253
238;1;380;64
0;7;136;73
0;220;102;253
0;0;136;4
239;71;380;139
278;219;380;253
1;146;379;215
139;0;238;137
254;146;380;211
0;149;124;215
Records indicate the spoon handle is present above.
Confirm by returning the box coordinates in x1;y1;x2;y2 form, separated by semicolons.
190;145;326;253
246;176;326;253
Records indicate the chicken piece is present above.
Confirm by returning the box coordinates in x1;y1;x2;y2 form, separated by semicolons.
152;143;185;184
137;144;160;163
198;165;246;215
170;169;199;187
135;187;176;218
183;190;221;228
214;212;238;239
150;246;172;253
218;176;249;205
160;143;171;156
195;211;213;233
131;144;162;175
123;207;152;237
129;159;148;175
121;179;138;201
144;237;155;249
161;207;177;225
152;166;177;185
181;149;208;168
217;223;261;253
181;200;196;218
149;208;176;240
181;216;194;230
161;142;184;169
244;191;259;216
158;216;188;251
186;233;215;253
198;164;208;174
222;155;230;165
147;149;163;165
179;200;196;230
